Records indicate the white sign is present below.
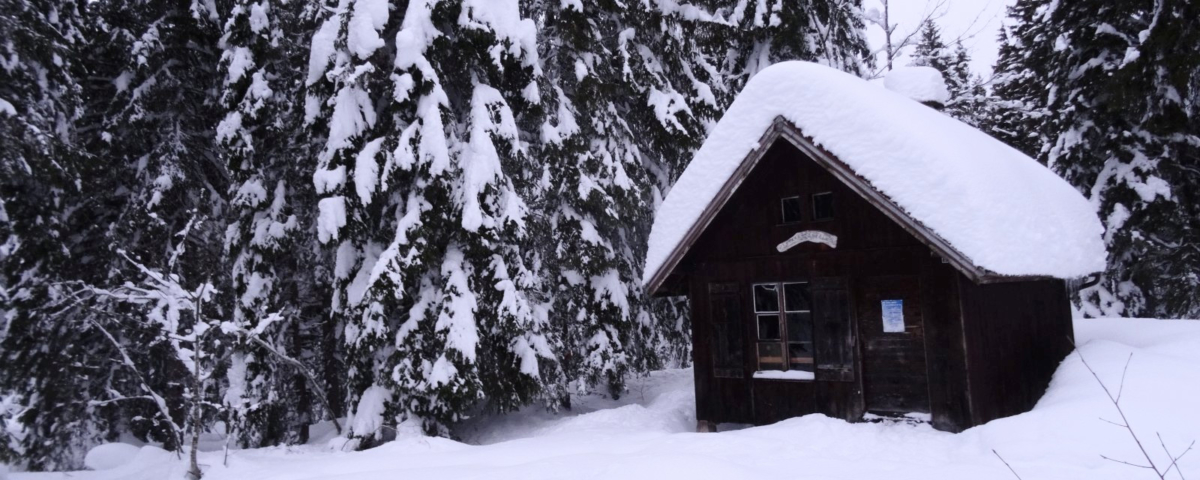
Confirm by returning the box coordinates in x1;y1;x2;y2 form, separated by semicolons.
882;299;905;333
776;230;838;252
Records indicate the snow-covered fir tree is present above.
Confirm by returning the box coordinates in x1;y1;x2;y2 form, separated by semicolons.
305;0;556;438
909;20;950;71
908;20;987;126
706;0;871;99
529;0;711;403
74;0;230;458
993;0;1200;318
980;0;1056;157
0;0;93;470
942;43;988;126
218;0;337;446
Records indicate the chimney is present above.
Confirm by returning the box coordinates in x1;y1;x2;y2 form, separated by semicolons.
883;66;950;110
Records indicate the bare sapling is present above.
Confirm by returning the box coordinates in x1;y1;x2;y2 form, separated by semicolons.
1074;344;1195;479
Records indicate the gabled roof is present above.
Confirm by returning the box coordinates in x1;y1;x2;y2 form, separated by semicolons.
643;62;1107;295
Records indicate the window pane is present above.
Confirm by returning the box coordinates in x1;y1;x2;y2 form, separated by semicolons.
781;197;802;223
757;314;781;340
789;342;814;371
753;284;779;312
812;192;834;221
758;342;784;371
786;312;813;343
783;282;810;311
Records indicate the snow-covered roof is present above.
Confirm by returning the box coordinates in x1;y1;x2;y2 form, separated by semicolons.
883;66;950;105
644;62;1106;292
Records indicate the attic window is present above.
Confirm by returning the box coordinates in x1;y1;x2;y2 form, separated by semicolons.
781;196;803;224
812;192;834;221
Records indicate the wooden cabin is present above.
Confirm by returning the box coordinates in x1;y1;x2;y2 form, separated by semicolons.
642;62;1107;433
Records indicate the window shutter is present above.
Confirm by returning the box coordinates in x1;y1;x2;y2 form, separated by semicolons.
813;279;855;382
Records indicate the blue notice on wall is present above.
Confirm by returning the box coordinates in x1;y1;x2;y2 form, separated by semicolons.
881;299;905;333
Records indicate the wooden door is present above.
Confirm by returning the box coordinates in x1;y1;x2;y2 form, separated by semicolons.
812;278;855;382
700;282;753;424
856;275;931;414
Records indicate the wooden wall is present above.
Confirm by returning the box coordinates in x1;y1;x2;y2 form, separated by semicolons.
679;139;924;268
678;136;1070;432
920;261;973;432
683;139;974;429
958;278;1075;425
690;258;864;426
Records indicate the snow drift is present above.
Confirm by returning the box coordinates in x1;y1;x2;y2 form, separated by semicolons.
12;318;1200;480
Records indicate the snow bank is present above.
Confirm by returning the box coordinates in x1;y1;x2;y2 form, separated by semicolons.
645;62;1106;286
83;443;139;470
884;66;950;105
21;319;1200;480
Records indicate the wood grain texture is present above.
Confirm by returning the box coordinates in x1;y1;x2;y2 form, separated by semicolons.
677;137;1073;433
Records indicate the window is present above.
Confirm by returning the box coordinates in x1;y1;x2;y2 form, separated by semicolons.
812;192;834;221
781;196;803;224
753;282;814;378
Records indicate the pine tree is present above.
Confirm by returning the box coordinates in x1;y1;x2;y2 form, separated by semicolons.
305;0;556;438
527;0;704;403
74;0;229;458
0;0;99;470
218;0;333;446
1029;0;1200;318
909;20;950;71
990;0;1200;318
908;20;987;126
981;0;1054;157
941;43;987;126
709;0;872;99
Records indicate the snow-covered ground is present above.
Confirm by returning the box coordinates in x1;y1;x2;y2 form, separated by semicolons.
11;317;1200;480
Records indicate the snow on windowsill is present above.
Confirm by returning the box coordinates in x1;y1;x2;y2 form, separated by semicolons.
753;370;814;381
863;412;931;423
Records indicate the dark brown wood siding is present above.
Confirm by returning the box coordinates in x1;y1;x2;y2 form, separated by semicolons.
681;139;973;428
679;140;924;269
920;260;973;432
673;135;1070;433
959;278;1074;426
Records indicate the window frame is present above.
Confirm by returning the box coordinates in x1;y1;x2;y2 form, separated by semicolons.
780;195;803;224
751;281;814;381
811;191;835;222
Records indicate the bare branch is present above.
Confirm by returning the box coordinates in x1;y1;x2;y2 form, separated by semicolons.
1074;346;1193;479
992;449;1023;479
1117;352;1133;404
1159;435;1194;480
1099;417;1129;428
945;0;998;45
1099;454;1155;470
